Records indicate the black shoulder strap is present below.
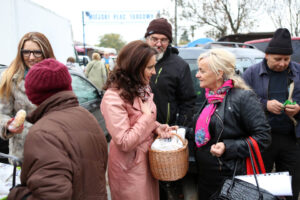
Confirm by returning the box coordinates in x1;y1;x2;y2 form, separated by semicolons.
85;62;95;77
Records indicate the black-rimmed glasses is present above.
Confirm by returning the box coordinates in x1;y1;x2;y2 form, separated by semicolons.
148;36;169;45
21;49;43;58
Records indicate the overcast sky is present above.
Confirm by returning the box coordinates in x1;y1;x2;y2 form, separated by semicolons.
31;0;275;46
31;0;174;45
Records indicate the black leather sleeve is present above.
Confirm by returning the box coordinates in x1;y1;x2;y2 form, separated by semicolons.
222;90;271;160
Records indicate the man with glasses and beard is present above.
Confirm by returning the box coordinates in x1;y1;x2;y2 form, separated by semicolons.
145;18;196;200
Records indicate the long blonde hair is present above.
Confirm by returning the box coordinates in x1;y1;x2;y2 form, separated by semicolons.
0;32;55;99
198;48;250;90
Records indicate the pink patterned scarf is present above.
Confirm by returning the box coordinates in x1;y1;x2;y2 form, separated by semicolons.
137;85;152;102
195;79;233;147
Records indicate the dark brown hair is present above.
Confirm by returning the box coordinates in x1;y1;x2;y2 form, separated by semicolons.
103;40;157;104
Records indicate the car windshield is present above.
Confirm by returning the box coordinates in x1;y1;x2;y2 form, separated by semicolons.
184;59;205;106
249;41;269;52
236;58;252;73
255;58;264;63
235;57;263;73
71;74;99;104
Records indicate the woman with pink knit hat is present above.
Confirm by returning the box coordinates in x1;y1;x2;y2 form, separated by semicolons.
8;58;108;200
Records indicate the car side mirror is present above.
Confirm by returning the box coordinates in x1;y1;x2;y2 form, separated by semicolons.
98;90;104;99
235;69;241;75
83;57;89;66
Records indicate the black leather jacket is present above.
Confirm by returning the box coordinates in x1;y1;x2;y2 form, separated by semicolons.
187;88;272;174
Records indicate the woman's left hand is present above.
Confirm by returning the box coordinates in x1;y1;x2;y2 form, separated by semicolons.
210;142;225;157
156;124;178;138
285;103;300;117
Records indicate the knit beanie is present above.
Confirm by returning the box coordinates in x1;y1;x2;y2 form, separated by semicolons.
25;58;72;105
265;28;293;55
144;18;172;42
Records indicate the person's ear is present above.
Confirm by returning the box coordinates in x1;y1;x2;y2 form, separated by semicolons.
265;53;269;59
217;70;224;80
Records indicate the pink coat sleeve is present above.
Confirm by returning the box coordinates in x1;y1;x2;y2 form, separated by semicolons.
100;89;159;152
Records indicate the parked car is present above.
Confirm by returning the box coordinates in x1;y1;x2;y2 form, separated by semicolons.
78;55;90;66
0;65;7;71
0;67;109;163
69;70;109;140
0;66;9;163
66;61;85;76
244;37;300;63
178;45;265;108
203;41;257;49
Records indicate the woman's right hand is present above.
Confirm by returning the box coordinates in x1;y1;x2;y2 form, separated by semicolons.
155;124;171;138
267;99;284;114
210;142;225;157
138;98;152;116
6;118;24;134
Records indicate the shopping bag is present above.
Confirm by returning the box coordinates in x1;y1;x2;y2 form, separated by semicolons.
236;172;292;196
0;153;21;199
243;137;292;195
210;138;279;200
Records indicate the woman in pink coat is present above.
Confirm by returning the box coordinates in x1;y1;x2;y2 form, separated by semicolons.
101;40;176;200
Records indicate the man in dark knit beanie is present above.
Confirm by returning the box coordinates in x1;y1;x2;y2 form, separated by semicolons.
265;28;293;55
145;18;196;200
243;28;300;200
8;58;108;200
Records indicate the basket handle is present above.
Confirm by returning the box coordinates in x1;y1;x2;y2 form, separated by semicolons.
156;132;185;145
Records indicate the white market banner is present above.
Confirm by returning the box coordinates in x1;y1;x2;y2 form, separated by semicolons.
83;10;158;24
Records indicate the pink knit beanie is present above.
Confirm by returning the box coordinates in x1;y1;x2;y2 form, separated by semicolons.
25;58;72;105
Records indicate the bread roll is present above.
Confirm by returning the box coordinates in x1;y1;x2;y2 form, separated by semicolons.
14;109;26;127
8;109;26;130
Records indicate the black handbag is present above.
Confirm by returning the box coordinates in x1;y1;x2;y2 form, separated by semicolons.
210;138;279;200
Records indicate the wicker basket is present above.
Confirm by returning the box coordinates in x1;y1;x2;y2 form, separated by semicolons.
149;133;189;181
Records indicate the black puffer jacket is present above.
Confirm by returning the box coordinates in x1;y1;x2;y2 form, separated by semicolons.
189;88;271;174
150;46;196;126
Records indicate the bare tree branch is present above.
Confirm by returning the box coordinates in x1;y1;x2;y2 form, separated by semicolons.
178;0;264;39
264;0;300;36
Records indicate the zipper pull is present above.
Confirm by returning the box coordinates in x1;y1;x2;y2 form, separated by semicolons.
175;113;179;125
218;158;223;171
155;67;163;84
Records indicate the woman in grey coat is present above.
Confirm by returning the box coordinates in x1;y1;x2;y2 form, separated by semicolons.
0;32;55;161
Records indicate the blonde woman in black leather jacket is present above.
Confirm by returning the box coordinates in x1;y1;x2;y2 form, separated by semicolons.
193;48;271;200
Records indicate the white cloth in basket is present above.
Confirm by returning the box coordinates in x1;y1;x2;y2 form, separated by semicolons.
151;128;186;151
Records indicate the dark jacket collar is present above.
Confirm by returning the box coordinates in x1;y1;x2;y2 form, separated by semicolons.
258;59;268;76
259;58;298;77
27;91;79;124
